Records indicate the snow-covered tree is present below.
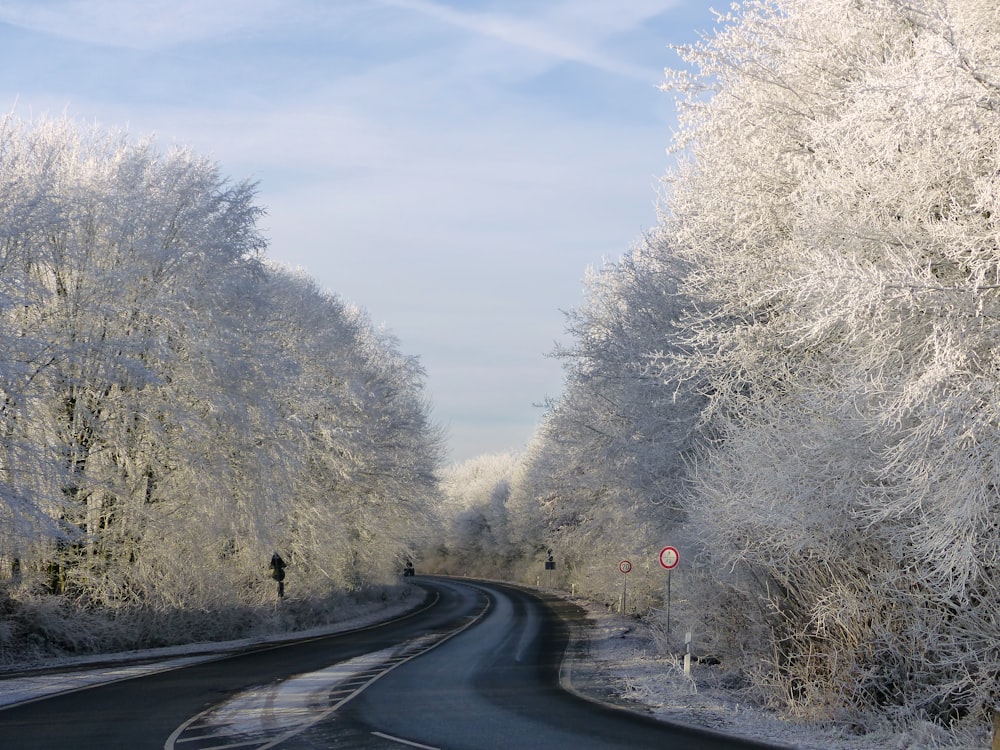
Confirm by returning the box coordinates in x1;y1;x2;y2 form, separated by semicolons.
663;0;1000;724
429;451;522;577
214;267;444;594
0;117;268;602
0;116;442;636
503;233;704;608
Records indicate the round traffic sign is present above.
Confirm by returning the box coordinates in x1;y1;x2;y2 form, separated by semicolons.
659;546;679;570
619;560;632;574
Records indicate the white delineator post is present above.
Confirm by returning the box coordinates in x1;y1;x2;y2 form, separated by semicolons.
684;630;693;675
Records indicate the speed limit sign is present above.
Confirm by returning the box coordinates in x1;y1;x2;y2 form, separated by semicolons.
619;559;632;574
659;546;680;570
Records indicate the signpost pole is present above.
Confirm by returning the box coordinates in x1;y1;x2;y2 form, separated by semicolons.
658;546;680;634
618;560;632;614
666;569;672;633
622;570;627;614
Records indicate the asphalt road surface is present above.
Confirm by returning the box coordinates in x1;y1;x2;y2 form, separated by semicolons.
0;577;784;749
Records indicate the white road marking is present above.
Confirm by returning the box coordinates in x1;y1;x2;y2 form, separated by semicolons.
164;585;491;750
371;730;441;749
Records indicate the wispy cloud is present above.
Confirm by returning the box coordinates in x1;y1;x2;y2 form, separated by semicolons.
0;0;288;50
0;0;698;463
379;0;668;81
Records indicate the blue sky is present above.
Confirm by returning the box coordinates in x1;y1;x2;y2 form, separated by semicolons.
0;0;716;464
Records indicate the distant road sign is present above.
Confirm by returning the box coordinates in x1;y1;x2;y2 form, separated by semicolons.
619;560;632;574
659;546;679;570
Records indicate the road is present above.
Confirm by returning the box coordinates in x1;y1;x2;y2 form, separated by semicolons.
0;577;783;749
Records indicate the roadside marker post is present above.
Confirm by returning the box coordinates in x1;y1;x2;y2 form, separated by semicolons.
684;630;693;674
270;552;287;600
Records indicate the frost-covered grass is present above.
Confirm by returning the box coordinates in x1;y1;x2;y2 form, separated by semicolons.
0;584;425;711
565;596;992;750
0;583;421;670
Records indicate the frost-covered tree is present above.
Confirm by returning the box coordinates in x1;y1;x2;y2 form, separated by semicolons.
555;234;700;516
0;116;442;641
504;233;703;608
428;451;522;577
237;268;442;593
0;117;269;601
663;0;1000;724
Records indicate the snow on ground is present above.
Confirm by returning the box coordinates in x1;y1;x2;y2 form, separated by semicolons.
561;596;992;750
190;648;399;739
0;593;419;709
0;654;222;709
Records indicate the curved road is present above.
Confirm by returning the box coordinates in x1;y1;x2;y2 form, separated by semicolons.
0;577;782;749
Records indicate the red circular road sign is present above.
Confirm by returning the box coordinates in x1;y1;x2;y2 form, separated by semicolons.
619;560;632;574
659;546;680;570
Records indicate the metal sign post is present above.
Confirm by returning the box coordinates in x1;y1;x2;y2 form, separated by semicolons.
666;570;671;632
659;546;679;632
619;559;632;614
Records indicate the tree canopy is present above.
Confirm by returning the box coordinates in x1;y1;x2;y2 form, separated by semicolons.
0;116;442;632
